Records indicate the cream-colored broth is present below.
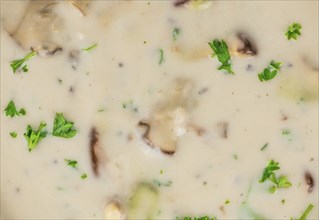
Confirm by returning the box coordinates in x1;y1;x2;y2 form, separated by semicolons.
1;0;318;219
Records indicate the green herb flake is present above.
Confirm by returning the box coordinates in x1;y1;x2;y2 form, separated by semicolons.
281;199;286;204
260;142;269;151
159;49;165;65
153;179;172;187
259;160;280;183
10;51;37;73
299;204;314;220
24;122;47;152
82;43;98;51
282;129;291;135
81;173;88;179
233;154;238;160
259;160;292;193
258;60;282;82
172;27;181;41
122;100;138;112
65;159;78;168
19;108;26;116
285;23;302;40
208;39;234;74
52;113;77;138
225;199;231;205
4;100;19;117
10;132;17;138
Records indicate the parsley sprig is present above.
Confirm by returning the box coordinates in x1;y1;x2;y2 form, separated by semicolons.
65;159;78;168
52;113;77;138
285;23;302;40
208;39;234;74
24;122;48;152
10;51;37;73
4;100;26;118
259;160;292;193
258;60;282;82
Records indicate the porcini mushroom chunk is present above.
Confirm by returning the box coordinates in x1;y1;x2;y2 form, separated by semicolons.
138;79;193;155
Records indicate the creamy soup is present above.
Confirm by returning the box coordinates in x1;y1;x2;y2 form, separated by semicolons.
1;0;318;219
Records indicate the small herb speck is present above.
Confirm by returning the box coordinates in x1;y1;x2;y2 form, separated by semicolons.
10;132;17;138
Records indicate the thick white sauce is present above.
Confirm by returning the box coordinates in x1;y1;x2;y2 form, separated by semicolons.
1;0;318;219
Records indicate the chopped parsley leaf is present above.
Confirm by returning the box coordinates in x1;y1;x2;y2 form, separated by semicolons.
159;49;165;65
285;23;302;40
4;100;26;118
4;100;19;117
65;159;78;168
10;132;17;138
281;199;286;204
259;160;280;183
81;173;88;179
225;199;230;205
19;108;26;116
208;39;234;74
52;113;77;138
282;129;291;135
258;60;282;82
24;122;47;152
259;160;291;193
10;51;37;73
82;43;98;51
172;27;181;41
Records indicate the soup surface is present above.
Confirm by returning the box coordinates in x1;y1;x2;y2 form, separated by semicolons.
1;0;318;219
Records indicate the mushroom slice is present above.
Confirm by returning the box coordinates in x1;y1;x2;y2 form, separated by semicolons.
104;200;125;220
11;0;62;57
229;32;258;57
89;127;107;176
236;32;258;56
138;79;193;155
304;171;314;193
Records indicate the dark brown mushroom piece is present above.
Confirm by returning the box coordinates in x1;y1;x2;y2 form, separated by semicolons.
89;127;106;176
174;0;190;7
236;32;258;56
138;121;176;156
304;171;314;193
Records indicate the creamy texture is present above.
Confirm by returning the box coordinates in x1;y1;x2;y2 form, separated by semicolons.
1;0;318;219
